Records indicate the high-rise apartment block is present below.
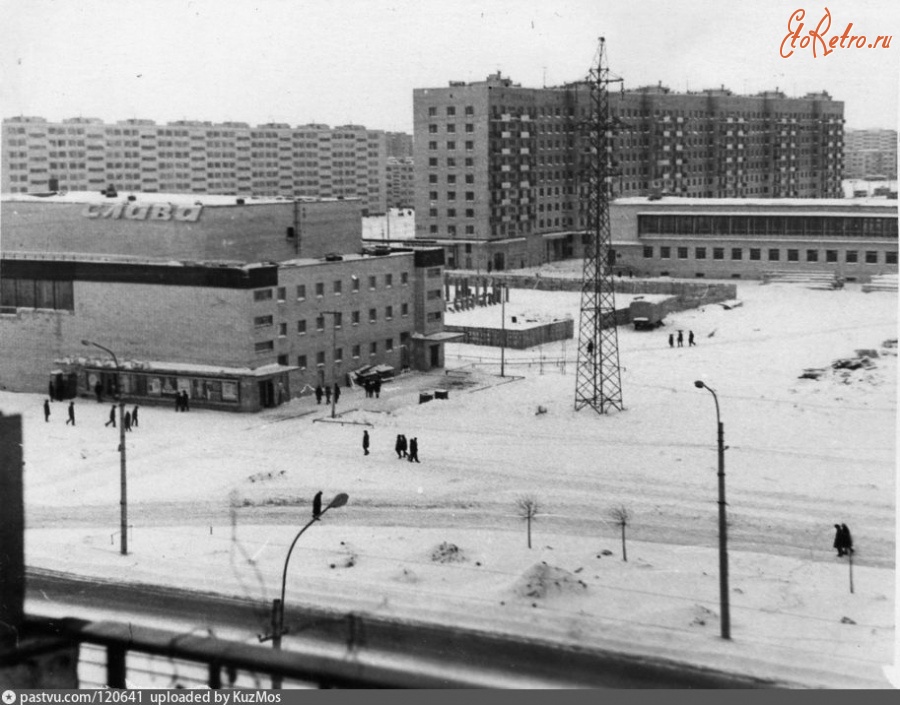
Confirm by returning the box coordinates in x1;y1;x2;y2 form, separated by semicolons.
413;73;844;271
844;129;897;179
1;117;390;214
386;131;414;158
387;157;414;209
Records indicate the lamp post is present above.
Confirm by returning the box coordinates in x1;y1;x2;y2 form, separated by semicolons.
261;492;349;688
322;311;340;419
82;339;127;555
693;380;730;640
500;284;506;378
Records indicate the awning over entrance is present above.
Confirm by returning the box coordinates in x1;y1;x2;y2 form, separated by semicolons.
411;331;465;343
541;231;578;240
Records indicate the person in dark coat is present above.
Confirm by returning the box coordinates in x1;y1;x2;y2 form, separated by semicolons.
105;404;116;427
175;393;182;412
123;411;132;432
95;381;103;403
840;524;853;555
408;437;419;463
182;391;190;412
325;385;332;404
315;385;323;404
374;379;381;399
688;330;696;347
333;383;341;404
677;330;684;348
395;434;404;459
400;434;408;458
312;491;322;520
833;524;844;558
668;333;674;348
43;399;51;422
49;381;56;402
66;401;75;426
132;406;139;428
363;430;370;456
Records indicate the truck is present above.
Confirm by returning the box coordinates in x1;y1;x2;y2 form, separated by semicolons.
629;296;670;330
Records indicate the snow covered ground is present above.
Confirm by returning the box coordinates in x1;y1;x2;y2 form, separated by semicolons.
8;274;897;688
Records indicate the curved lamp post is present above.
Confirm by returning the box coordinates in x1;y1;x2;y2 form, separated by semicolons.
262;492;349;688
82;339;127;555
694;380;730;640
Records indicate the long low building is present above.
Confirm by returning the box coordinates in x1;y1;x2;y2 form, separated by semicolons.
0;192;453;411
610;197;898;280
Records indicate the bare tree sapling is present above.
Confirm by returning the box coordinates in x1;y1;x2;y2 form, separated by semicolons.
608;504;630;562
516;496;540;549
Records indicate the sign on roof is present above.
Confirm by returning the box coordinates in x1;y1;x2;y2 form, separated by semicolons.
82;203;202;222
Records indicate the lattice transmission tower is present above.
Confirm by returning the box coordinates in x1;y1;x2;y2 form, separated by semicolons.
574;38;624;414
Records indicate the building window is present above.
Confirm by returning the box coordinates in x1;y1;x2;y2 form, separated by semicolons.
806;249;819;262
427;311;442;323
427;267;441;278
695;247;706;260
446;106;456;116
401;302;409;317
386;305;393;320
277;287;286;301
749;248;761;261
352;345;361;359
352;276;360;292
428;124;438;134
333;312;342;328
369;308;377;323
315;282;324;297
254;315;273;327
278;323;287;337
255;341;274;354
386;338;394;352
297;320;306;334
335;348;343;364
465;141;474;151
370;342;378;356
865;251;878;264
253;289;273;301
643;246;653;258
427;289;442;300
731;248;742;260
446;141;456;150
428;141;437;150
768;248;780;261
277;354;288;366
465;209;474;218
316;351;325;366
886;251;898;265
385;273;393;288
713;247;724;260
352;310;360;325
428;107;437;117
465;106;474;116
660;246;671;259
787;249;799;262
316;315;325;331
401;272;409;285
428;157;438;167
296;284;306;300
846;250;858;263
298;355;307;369
367;275;375;290
429;174;438;184
677;246;689;259
446;123;456;133
333;280;342;294
826;250;838;262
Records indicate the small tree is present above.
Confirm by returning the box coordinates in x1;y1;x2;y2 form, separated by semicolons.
516;496;540;549
608;504;630;562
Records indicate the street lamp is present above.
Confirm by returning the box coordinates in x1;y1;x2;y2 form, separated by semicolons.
82;339;127;555
261;492;349;688
694;380;730;639
322;311;340;419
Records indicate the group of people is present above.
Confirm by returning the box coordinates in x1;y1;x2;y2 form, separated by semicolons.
314;383;341;405
668;330;696;348
104;404;140;431
362;378;382;399
833;523;854;557
360;431;420;462
43;398;76;426
174;390;191;412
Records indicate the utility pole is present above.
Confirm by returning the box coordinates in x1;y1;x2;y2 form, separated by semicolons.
293;200;301;256
574;37;624;414
500;284;506;377
323;311;340;418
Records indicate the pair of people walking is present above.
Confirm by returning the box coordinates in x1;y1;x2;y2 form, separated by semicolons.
174;390;190;412
833;523;854;557
394;434;419;462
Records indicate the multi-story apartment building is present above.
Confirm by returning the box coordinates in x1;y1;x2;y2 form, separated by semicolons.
413;73;844;271
386;131;413;158
1;118;388;214
386;157;414;209
844;129;897;179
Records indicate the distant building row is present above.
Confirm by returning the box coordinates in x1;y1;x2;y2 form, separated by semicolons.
1;117;411;215
844;129;897;180
413;73;845;271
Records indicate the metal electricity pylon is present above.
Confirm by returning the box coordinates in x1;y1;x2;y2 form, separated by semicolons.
574;37;624;414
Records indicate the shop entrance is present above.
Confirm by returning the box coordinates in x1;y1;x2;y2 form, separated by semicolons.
258;380;275;408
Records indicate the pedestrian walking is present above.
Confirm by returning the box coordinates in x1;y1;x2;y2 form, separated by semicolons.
124;410;132;432
363;430;370;456
94;381;103;403
175;393;182;412
833;524;845;556
840;524;854;556
668;333;674;348
364;380;372;398
325;385;332;404
312;491;322;520
374;379;381;399
182;391;190;412
315;385;323;404
408;437;419;463
49;381;56;402
43;399;51;422
395;434;404;459
105;404;117;427
688;330;696;347
132;406;139;428
66;401;75;426
677;330;684;347
333;383;341;404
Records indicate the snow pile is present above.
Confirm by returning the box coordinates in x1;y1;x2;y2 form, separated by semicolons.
513;562;588;600
431;542;466;564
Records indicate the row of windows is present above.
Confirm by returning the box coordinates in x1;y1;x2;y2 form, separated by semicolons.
642;245;898;264
0;278;74;311
427;106;475;117
257;339;402;363
638;215;899;239
252;273;410;302
254;304;413;332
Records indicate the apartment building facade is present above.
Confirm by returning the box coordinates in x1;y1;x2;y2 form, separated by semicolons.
386;157;415;209
1;117;389;214
844;129;897;179
413;74;844;271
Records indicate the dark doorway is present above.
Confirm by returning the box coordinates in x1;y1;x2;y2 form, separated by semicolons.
429;344;440;368
258;380;275;408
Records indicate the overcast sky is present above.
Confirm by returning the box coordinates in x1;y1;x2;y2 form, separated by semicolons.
1;0;897;132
